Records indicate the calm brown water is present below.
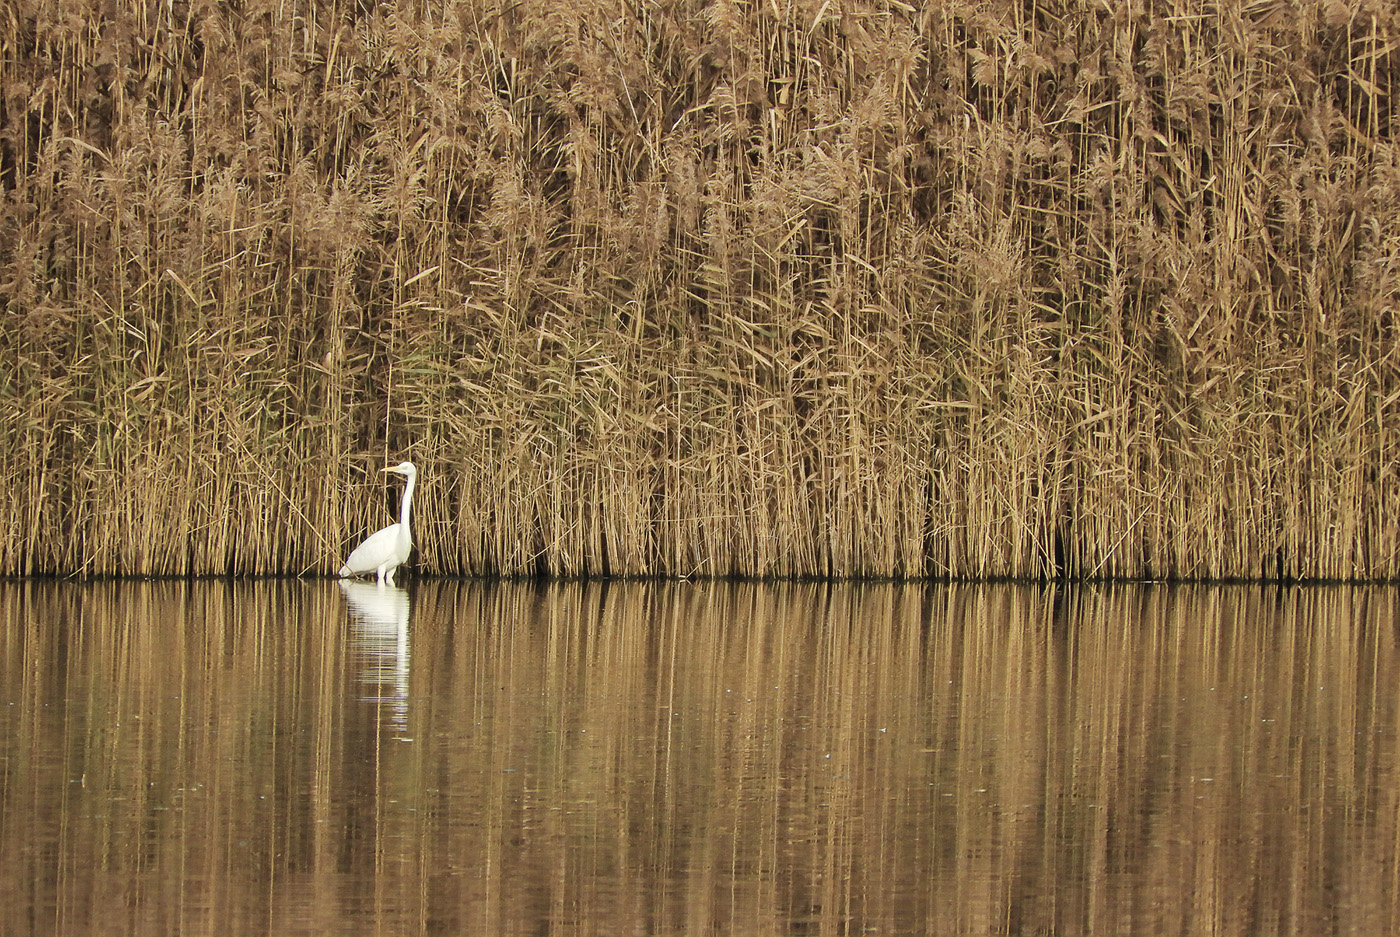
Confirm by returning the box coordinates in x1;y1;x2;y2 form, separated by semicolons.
0;580;1396;936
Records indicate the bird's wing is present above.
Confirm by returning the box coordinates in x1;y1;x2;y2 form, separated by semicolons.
342;523;402;574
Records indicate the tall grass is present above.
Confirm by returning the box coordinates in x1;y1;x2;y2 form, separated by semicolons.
2;0;1398;578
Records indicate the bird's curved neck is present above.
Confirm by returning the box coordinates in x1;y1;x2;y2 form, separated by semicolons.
398;472;416;537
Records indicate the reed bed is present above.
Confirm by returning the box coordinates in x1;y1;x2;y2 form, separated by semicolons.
2;0;1398;578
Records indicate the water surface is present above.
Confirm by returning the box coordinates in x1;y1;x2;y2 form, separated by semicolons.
0;580;1396;935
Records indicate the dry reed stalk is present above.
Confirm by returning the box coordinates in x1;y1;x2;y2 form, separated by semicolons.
1;0;1398;579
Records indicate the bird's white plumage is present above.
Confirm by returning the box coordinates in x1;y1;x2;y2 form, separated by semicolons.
339;461;417;586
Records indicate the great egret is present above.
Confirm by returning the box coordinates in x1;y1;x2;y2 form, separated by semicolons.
339;461;417;586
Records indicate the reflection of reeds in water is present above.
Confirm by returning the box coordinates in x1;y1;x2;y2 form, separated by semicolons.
0;580;353;934
0;581;1397;934
3;2;1400;580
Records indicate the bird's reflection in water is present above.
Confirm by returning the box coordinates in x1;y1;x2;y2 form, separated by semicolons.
338;580;412;741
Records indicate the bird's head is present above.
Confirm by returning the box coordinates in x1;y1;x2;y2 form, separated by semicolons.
383;461;417;478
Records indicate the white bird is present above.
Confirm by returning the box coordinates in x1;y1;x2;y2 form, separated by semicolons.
339;461;417;586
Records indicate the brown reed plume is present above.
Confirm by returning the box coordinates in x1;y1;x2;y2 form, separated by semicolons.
1;0;1398;579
